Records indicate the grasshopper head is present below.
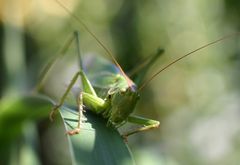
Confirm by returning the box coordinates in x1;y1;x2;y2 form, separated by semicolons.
108;86;140;126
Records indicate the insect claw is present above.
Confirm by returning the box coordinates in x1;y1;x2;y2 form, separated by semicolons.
49;105;60;122
66;128;80;135
49;110;55;122
121;134;128;143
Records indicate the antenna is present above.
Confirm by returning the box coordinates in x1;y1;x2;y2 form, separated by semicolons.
55;0;135;88
138;32;240;91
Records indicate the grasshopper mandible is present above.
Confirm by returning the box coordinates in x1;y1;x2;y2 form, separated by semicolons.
36;0;239;139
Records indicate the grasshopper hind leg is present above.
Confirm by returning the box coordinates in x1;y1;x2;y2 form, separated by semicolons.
49;71;81;121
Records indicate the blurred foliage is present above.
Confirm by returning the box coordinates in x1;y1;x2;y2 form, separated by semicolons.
0;96;51;164
0;23;5;97
1;0;240;164
0;96;133;165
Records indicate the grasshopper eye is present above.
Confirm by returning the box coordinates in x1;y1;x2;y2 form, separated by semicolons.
107;94;112;99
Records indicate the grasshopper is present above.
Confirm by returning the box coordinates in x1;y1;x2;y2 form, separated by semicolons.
36;0;239;138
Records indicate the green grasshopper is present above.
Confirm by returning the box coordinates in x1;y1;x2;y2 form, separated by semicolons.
37;30;163;138
36;0;238;138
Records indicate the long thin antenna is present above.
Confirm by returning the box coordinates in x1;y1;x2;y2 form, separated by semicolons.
138;32;240;91
55;0;134;88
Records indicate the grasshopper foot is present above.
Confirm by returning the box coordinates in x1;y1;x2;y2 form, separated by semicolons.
121;134;128;143
49;105;61;121
66;128;80;135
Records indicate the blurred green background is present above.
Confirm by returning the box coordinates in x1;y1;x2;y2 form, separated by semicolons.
1;0;240;164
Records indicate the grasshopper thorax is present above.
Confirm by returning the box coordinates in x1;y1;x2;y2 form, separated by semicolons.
107;86;140;126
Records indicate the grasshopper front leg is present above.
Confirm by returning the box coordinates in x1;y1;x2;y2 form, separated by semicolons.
122;115;160;138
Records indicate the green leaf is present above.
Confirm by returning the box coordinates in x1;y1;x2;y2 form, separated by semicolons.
0;95;135;165
0;95;52;165
60;106;135;165
0;95;52;144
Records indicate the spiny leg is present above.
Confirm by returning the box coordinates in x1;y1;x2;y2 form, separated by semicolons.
51;83;108;135
66;92;83;135
44;31;108;135
50;31;97;120
73;31;97;97
49;71;81;121
49;69;99;120
122;115;160;139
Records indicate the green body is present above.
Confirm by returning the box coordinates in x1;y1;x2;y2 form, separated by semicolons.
79;55;140;126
